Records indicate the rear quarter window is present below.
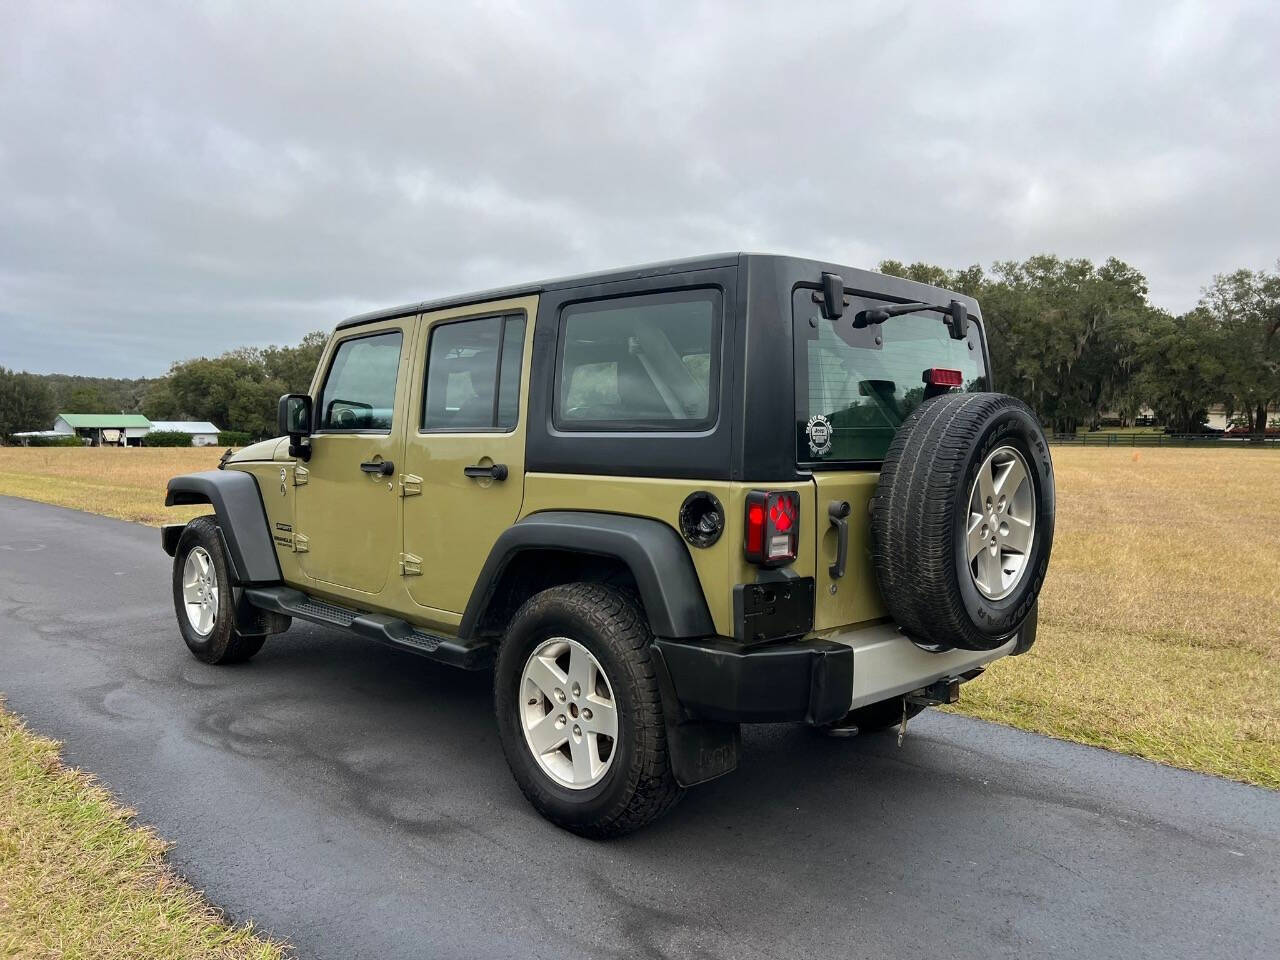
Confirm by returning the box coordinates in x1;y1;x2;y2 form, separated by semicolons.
554;288;722;431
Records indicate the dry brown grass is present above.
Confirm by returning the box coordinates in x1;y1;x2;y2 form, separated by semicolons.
0;447;221;525
949;446;1280;788
1;444;1276;787
0;702;287;959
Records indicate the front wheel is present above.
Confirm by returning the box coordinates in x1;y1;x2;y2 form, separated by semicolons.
171;516;265;665
494;583;683;838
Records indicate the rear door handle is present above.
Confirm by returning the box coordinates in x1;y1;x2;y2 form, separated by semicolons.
360;459;394;476
828;500;851;579
464;463;508;482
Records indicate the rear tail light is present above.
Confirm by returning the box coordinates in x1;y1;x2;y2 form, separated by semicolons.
744;490;799;567
923;367;964;388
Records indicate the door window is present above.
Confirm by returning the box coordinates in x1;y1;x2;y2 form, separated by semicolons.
316;331;403;432
422;314;527;432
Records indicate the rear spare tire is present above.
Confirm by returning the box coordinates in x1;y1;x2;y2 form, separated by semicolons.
869;392;1054;651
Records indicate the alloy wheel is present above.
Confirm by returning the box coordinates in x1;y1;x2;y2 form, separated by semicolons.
519;637;619;790
966;445;1036;600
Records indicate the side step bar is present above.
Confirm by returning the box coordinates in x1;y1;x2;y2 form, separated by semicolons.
242;586;493;670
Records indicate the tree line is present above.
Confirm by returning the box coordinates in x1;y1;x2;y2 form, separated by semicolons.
0;333;326;441
878;256;1278;436
2;256;1277;442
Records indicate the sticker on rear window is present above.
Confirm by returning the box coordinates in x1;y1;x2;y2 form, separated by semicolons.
806;414;833;457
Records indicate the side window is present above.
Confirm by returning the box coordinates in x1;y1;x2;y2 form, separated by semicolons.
422;314;527;431
316;331;403;432
555;289;721;430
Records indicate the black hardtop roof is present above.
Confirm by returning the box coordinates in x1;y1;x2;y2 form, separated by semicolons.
335;252;980;330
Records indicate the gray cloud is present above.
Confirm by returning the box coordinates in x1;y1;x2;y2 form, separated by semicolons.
2;0;1277;376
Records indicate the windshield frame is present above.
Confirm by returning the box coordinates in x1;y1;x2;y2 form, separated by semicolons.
791;283;993;470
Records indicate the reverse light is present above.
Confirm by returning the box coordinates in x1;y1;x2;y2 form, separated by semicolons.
744;490;800;567
923;367;964;388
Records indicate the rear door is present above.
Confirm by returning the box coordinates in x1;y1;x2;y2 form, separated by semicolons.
295;318;414;598
401;296;536;616
791;286;989;630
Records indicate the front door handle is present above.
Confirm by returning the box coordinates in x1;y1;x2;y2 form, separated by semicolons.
828;500;851;579
360;459;394;476
464;463;508;482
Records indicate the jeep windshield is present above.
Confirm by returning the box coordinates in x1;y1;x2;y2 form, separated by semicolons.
793;289;989;465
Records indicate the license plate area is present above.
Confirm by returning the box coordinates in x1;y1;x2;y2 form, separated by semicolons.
732;577;815;644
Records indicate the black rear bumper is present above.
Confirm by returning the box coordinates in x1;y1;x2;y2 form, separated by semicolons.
653;637;852;726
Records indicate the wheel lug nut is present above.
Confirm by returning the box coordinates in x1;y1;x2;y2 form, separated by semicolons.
571;682;581;697
582;708;592;720
573;725;582;737
555;689;566;702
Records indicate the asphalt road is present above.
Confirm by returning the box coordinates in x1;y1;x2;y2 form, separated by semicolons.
1;496;1276;960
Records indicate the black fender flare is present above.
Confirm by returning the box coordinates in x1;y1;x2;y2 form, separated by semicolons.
164;470;282;585
459;511;716;640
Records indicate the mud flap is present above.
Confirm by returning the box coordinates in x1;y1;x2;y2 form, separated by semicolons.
650;643;740;787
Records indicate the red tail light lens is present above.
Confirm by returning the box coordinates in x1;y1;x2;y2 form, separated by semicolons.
744;490;799;567
923;367;964;387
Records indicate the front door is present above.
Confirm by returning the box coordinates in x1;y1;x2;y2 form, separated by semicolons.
296;318;415;597
401;297;535;615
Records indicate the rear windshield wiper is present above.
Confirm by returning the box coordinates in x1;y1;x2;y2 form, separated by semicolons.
853;299;970;341
816;271;971;340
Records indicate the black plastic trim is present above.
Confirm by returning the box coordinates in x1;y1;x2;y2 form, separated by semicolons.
243;585;493;669
160;523;184;557
649;643;741;787
731;576;815;643
459;511;716;640
164;471;282;584
654;637;852;725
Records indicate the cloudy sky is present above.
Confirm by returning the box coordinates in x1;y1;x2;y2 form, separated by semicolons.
2;0;1277;377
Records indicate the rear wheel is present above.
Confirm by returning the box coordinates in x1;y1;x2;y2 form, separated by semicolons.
494;583;682;838
171;516;265;665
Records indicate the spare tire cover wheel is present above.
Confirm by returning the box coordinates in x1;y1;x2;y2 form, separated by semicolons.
870;392;1055;651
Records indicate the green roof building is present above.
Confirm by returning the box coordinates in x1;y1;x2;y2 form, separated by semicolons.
52;413;152;446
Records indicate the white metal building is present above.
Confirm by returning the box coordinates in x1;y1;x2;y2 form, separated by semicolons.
147;421;223;446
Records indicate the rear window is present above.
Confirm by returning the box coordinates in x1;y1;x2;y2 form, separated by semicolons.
793;289;988;464
555;288;720;431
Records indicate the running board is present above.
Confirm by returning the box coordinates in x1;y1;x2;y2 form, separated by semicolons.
242;586;493;670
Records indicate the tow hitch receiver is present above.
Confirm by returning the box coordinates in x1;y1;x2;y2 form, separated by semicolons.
898;675;968;745
908;676;963;708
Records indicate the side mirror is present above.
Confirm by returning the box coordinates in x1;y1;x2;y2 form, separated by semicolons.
278;394;313;460
948;300;970;341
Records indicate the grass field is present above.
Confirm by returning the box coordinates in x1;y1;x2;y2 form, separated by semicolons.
949;446;1279;789
0;447;219;525
0;703;286;958
0;445;1276;787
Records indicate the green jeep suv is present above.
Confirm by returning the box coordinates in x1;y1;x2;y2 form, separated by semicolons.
163;254;1054;838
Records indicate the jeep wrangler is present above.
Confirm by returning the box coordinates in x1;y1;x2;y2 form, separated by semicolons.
162;254;1054;838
